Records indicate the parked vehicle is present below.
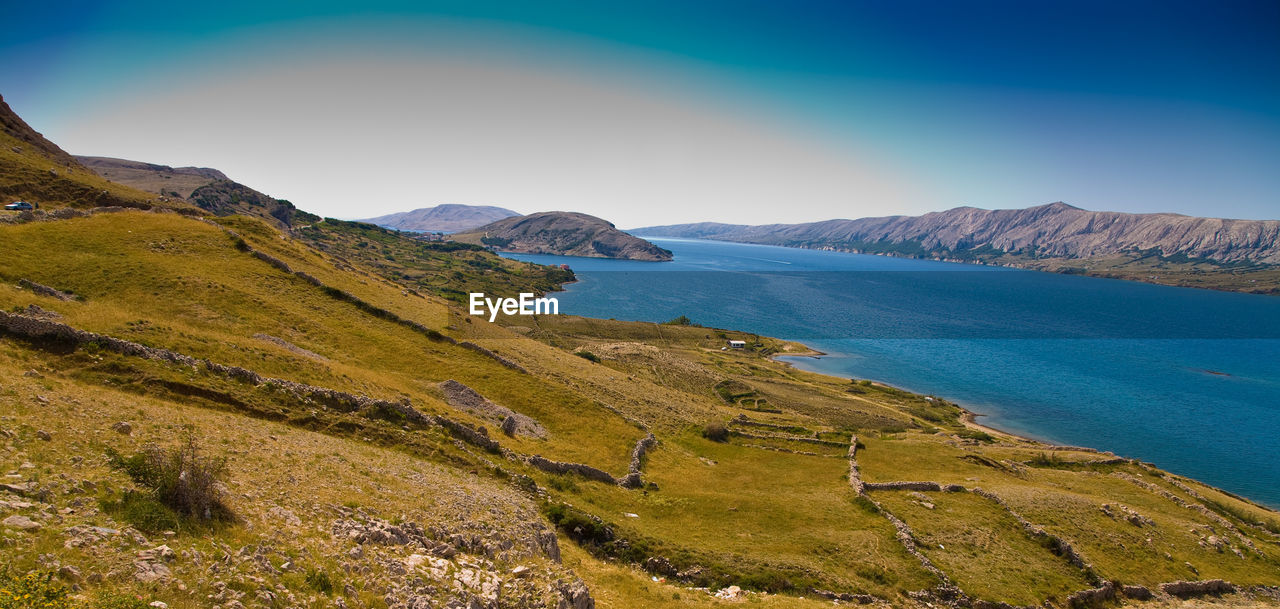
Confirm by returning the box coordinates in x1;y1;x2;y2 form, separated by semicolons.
4;201;35;211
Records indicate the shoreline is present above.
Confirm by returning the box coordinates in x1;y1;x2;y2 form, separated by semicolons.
772;351;1110;454
772;348;1280;512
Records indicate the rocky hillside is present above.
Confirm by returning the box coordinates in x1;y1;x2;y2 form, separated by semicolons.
638;203;1280;265
454;211;673;261
73;154;316;228
3;99;1279;609
74;156;228;199
1;95;167;211
361;203;521;233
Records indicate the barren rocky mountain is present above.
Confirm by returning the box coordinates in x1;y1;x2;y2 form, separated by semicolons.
453;211;673;261
71;154;316;228
637;203;1280;265
74;156;228;199
361;204;521;233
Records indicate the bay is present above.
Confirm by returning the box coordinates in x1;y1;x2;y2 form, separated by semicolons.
503;238;1280;507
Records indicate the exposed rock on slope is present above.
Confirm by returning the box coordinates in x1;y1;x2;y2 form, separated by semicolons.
454;211;673;261
361;203;521;233
636;202;1280;265
73;154;316;228
74;156;227;199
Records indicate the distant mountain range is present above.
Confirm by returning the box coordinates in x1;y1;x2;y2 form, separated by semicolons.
360;204;520;233
637;203;1280;265
452;211;673;261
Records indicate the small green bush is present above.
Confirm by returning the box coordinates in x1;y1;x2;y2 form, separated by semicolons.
701;422;729;443
958;429;995;443
574;350;600;363
305;568;335;596
1029;452;1065;467
106;434;234;524
100;491;180;534
662;315;697;326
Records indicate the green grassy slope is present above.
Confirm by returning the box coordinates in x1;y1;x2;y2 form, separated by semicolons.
0;211;1277;607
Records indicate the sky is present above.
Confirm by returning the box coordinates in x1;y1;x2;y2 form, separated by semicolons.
2;0;1278;227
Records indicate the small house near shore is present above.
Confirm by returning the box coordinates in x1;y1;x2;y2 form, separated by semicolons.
727;340;746;349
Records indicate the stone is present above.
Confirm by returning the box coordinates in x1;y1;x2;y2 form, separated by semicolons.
112;421;133;435
35;430;51;441
57;565;81;582
134;560;171;583
137;545;176;562
2;514;41;530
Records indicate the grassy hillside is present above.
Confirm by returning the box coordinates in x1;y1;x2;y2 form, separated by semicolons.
1;208;1278;609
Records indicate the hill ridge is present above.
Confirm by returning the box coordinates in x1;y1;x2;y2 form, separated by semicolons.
454;211;673;261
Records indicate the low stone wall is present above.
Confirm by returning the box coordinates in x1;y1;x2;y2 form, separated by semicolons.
459;342;528;374
864;481;942;492
432;416;500;452
970;488;1092;573
847;435;863;495
727;429;847;447
1160;579;1234;598
878;507;951;583
0;311;465;439
525;455;617;485
1113;472;1258;553
1065;581;1116;608
1120;584;1153;600
619;433;658;488
17;279;76;301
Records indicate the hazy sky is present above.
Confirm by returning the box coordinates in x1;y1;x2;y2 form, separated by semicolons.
3;1;1278;227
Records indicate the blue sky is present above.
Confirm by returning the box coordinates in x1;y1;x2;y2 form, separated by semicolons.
3;1;1278;226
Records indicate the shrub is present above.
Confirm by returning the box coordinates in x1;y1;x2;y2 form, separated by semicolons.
958;429;995;443
574;350;600;363
106;434;233;524
0;570;72;609
305;568;335;596
1029;452;1064;467
662;315;696;326
701;422;729;443
100;491;180;533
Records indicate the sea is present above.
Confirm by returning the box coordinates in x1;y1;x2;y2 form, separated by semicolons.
502;238;1280;508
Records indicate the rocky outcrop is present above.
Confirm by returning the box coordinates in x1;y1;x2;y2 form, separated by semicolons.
453;212;672;261
438;380;547;439
635;202;1280;265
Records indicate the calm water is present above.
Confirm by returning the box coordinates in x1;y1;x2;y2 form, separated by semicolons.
504;238;1280;507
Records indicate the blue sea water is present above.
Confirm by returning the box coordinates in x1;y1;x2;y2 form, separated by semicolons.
502;238;1280;508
